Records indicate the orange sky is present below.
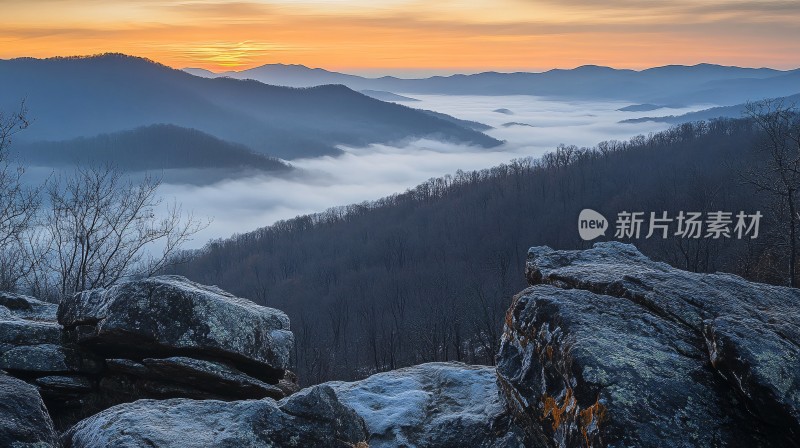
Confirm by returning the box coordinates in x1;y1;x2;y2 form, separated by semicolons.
2;0;799;75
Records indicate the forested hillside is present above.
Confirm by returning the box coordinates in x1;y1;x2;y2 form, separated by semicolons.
14;124;291;173
169;117;778;384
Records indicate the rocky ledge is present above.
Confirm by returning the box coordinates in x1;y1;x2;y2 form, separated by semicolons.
3;243;799;447
2;275;522;447
497;242;800;448
0;276;297;434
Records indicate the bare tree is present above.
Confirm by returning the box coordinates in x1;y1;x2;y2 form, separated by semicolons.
40;165;207;297
742;99;800;286
0;102;39;290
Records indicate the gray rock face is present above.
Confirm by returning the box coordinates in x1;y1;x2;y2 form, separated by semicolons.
0;292;58;321
0;293;63;364
0;344;102;373
0;372;59;447
57;275;293;382
497;242;800;448
327;362;530;448
0;278;298;436
62;385;369;448
116;356;285;399
0;291;101;413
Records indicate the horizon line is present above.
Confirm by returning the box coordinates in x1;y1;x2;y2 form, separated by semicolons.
4;52;798;79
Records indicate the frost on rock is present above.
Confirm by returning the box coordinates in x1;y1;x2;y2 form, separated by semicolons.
57;275;294;381
327;362;529;448
62;385;368;448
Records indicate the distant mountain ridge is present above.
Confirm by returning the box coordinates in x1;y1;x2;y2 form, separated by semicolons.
185;62;800;105
0;54;501;160
619;92;800;124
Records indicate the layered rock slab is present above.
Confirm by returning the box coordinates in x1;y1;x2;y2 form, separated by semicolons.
497;242;800;447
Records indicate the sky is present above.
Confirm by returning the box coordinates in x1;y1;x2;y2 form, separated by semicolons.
2;0;799;75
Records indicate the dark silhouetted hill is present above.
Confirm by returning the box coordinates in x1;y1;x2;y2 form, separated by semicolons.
14;124;291;173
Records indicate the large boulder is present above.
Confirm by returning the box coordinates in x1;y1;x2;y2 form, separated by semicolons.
327;362;531;447
0;372;59;447
58;275;293;382
497;242;800;447
62;385;369;448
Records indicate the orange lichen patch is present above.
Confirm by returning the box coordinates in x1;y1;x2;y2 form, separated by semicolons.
541;388;574;431
579;396;607;447
504;308;515;329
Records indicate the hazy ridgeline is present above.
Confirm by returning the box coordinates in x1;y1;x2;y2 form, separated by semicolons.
0;54;500;160
189;62;800;106
168;117;777;385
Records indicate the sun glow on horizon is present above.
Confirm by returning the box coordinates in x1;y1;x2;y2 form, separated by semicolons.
2;0;799;74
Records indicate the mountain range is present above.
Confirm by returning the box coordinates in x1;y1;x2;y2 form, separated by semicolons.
0;54;501;160
186;63;800;106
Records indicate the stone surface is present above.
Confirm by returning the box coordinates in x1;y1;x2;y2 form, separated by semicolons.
141;356;285;399
0;292;67;370
0;292;58;321
0;344;102;374
62;385;368;448
57;275;293;382
328;362;530;448
497;242;800;448
34;375;95;400
0;372;59;447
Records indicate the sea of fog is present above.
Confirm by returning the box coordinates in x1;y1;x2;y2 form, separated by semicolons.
160;95;714;249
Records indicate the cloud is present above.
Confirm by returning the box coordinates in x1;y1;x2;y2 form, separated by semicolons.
159;95;711;248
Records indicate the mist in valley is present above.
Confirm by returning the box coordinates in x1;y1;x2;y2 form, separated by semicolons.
159;95;714;247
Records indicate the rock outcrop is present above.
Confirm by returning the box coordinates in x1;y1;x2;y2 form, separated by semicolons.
0;276;296;431
327;362;529;448
497;242;800;448
7;244;798;447
0;371;59;447
0;292;103;426
58;275;293;382
62;385;369;448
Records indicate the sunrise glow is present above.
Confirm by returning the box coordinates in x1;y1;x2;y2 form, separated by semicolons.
2;0;799;74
